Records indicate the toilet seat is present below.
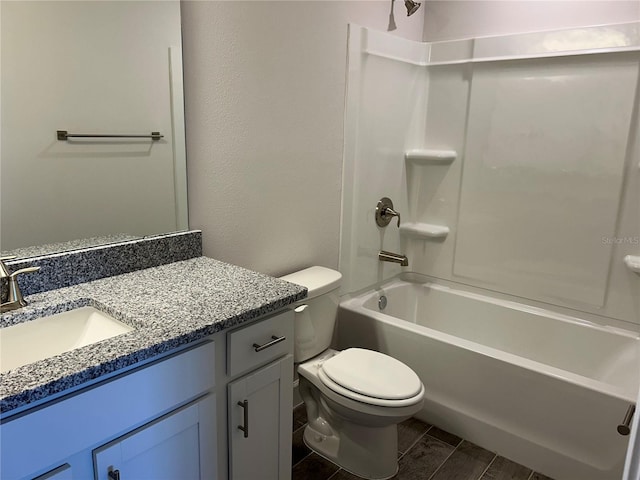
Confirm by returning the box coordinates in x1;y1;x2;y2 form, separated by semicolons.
318;348;425;407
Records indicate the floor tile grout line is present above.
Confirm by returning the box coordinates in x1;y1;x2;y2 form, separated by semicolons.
398;427;432;460
425;431;463;449
475;453;498;480
425;439;461;480
291;450;313;469
326;468;342;480
291;420;311;470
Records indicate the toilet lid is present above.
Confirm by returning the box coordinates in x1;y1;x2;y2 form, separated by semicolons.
319;348;422;400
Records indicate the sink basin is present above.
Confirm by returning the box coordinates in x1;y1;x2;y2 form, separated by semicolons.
0;306;134;373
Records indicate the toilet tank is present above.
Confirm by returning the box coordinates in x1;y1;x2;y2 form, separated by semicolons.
280;266;342;362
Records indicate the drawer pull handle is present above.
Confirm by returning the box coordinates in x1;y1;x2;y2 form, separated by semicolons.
253;335;286;352
237;400;249;438
618;404;636;436
108;467;121;480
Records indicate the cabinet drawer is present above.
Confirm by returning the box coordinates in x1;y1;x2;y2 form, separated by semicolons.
227;310;293;377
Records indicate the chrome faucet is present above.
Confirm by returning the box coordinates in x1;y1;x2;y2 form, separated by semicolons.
1;256;40;313
378;250;409;267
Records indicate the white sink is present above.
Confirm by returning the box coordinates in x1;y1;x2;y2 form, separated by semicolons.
0;306;134;373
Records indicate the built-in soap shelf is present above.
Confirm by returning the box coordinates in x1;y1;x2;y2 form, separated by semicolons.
402;149;454;240
405;149;457;165
624;255;640;274
399;222;449;239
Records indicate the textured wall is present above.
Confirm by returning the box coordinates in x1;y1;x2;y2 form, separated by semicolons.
181;1;424;276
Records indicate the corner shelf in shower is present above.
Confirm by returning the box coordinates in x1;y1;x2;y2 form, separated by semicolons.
624;255;640;274
399;222;450;239
405;149;457;165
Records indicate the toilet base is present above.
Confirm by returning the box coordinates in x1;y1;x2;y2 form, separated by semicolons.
303;419;399;480
296;350;424;479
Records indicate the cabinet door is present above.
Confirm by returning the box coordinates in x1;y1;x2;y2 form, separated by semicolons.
2;341;215;480
94;394;216;480
228;355;293;480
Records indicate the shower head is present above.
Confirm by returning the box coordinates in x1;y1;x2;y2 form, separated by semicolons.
405;0;421;16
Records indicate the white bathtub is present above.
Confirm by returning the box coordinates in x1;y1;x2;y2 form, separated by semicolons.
336;275;640;480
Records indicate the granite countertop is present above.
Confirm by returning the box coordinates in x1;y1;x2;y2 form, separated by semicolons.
0;257;307;415
1;234;140;260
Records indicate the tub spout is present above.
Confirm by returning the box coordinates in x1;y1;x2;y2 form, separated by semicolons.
378;250;408;267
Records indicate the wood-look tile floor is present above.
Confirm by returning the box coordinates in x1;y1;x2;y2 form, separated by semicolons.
291;404;555;480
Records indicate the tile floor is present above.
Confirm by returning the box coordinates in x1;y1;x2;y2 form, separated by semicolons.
291;404;554;480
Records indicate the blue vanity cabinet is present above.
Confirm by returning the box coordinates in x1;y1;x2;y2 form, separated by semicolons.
2;309;297;480
228;355;293;480
225;310;294;480
0;341;217;480
93;395;216;480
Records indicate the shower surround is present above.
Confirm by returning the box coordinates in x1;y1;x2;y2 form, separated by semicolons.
337;22;640;480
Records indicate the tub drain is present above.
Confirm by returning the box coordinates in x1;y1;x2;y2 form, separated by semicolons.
378;295;387;310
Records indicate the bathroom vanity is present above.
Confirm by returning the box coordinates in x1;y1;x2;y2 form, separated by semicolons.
0;233;306;480
3;341;217;480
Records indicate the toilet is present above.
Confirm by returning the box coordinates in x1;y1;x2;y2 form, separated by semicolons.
280;266;425;480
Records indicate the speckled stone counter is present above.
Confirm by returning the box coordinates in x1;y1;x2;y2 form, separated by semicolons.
0;257;307;415
1;234;139;260
3;231;203;299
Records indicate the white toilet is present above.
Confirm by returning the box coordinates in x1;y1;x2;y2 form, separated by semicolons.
281;266;425;480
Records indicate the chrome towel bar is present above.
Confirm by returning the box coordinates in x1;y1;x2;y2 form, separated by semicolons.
57;130;163;141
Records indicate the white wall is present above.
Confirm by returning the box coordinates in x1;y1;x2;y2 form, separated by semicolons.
423;0;640;41
181;1;424;276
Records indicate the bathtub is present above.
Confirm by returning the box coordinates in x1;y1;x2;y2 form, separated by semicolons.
336;275;640;480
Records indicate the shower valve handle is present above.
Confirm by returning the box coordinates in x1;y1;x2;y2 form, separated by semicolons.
375;197;401;228
384;207;401;228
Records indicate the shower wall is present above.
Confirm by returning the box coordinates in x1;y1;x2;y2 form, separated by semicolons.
422;1;640;42
340;23;640;327
340;26;427;292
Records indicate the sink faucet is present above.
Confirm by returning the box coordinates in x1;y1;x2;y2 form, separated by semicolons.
378;250;409;267
1;256;40;313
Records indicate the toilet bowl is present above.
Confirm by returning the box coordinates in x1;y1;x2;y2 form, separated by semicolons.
280;267;425;479
298;348;424;479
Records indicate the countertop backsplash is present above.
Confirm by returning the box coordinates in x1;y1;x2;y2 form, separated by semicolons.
1;230;202;301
